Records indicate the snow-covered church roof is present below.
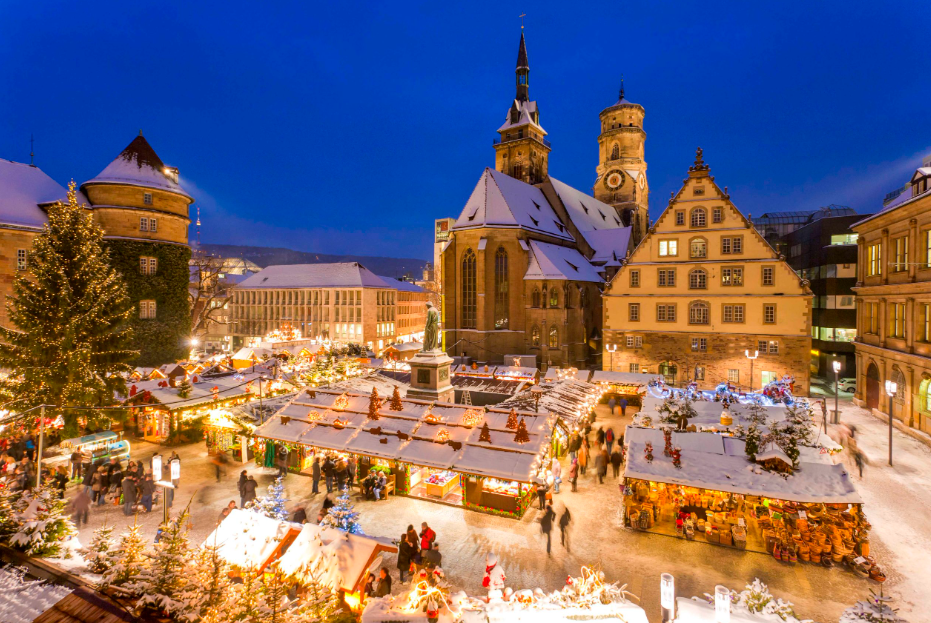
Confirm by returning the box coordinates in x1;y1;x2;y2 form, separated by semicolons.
83;134;192;199
498;99;546;133
0;159;88;230
453;168;572;241
524;240;603;283
547;177;631;264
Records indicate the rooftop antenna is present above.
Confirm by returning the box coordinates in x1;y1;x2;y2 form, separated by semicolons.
29;134;34;165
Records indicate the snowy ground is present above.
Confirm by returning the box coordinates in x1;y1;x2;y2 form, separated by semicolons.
65;397;928;623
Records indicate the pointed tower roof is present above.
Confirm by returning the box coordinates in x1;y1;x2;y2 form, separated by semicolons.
516;32;529;69
601;77;643;114
83;134;191;199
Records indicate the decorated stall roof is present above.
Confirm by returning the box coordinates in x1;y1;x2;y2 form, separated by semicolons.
624;428;862;504
202;509;300;570
588;370;661;385
123;370;268;412
495;378;603;429
253;388;555;483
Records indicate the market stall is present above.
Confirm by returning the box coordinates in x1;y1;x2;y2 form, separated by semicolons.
203;509;301;572
252;388;555;518
203;408;256;463
588;370;659;408
622;426;868;568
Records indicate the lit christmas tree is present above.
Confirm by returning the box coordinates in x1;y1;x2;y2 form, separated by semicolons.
99;518;147;596
0;182;136;435
176;376;193;399
390;385;404;411
286;542;341;622
513;417;530;444
248;475;289;520
259;567;294;623
189;541;230;617
506;409;518;430
86;524;115;574
320;487;364;534
368;387;381;420
0;485;22;539
224;566;265;623
9;485;77;557
135;506;198;620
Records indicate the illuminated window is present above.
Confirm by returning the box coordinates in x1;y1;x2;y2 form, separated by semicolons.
548;326;559;348
16;249;26;271
461;249;476;328
695;366;705;380
531;325;541;346
721;267;743;286
494;247;509;329
139;300;156;319
658;240;678;256
867;243;881;276
549;288;559;308
691;337;706;351
921;304;931;342
893;236;908;272
889;302;906;338
728;369;739;384
690;238;707;259
768;340;779;354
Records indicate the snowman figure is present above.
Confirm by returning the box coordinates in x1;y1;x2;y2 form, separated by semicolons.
482;552;506;600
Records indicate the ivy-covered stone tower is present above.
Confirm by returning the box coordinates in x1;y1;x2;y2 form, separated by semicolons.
81;133;192;365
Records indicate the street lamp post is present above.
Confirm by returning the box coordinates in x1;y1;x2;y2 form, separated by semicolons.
884;380;897;466
832;359;842;427
605;344;617;372
531;385;544;413
744;349;758;394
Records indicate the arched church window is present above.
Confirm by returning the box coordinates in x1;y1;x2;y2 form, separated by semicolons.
531;325;541;347
580;286;588;309
549;288;559;308
548;326;559;348
494;247;509;330
532;287;541;308
461;249;476;329
563;283;572;308
611;144;619;160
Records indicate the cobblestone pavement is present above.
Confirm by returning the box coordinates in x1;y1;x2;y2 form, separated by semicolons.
70;398;926;622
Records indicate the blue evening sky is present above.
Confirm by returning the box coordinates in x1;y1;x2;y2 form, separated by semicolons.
1;1;927;261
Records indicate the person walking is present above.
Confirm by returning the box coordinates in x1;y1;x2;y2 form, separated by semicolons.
396;532;414;582
536;479;548;510
618;396;628;417
141;474;155;512
335;459;347;491
567;431;581;461
311;457;321;495
578;441;589;475
540;502;555;555
91;470;104;505
610;446;623;478
594;447;608;484
323;456;335;493
242;475;258;507
568;458;579;492
53;466;68;498
605;427;615;454
71;488;91;527
121;475;137;516
81;459;98;496
238;470;248;508
551;458;562;494
608;396;616;415
70;450;83;480
559;505;572;550
596;427;605;448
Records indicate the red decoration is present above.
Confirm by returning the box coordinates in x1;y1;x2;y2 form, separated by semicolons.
672;446;682;469
129;385;137;397
645;442;654;463
663;428;673;457
192;375;199;383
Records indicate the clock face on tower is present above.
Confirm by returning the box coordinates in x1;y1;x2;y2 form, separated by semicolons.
638;174;646;190
603;169;626;191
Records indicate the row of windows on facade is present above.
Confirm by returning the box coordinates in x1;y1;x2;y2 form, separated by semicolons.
673;206;725;227
139;217;158;233
656;236;744;258
529;325;561;349
234;305;388;323
232;289;396;306
629;265;775;288
618;334;780;355
862;301;931;342
627;301;777;324
796;264;857;281
812;326;857;343
865;232;931;276
618;362;774;385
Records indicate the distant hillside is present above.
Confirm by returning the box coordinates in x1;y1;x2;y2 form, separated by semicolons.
197;244;429;279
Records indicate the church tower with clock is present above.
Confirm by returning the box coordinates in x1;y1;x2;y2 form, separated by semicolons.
593;83;649;246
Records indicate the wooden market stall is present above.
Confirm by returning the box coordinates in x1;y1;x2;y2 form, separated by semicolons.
587;370;659;408
252;388;556;518
622;426;868;566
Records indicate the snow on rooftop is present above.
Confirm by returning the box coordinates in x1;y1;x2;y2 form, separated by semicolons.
0;566;72;623
453;169;573;241
525;240;603;282
497;99;546;133
0;159;88;229
589;370;661;385
83;135;192;199
203;509;299;569
237;262;394;289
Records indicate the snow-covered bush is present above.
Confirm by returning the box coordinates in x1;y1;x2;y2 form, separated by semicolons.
9;486;76;558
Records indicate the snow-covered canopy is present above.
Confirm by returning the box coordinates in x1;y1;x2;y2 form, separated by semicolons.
123;369;271;413
589;370;661;386
496;378;603;429
254;388;555;483
0;566;72;623
624;427;862;504
277;523;397;593
237;262;396;289
203;509;300;570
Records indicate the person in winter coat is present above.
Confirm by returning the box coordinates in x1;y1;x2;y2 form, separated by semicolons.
535;480;548;510
608;396;616;415
53;466;68;498
419;522;436;551
242;475;258;506
578;442;589;475
70;450;83;480
396;532;414;581
71;488;91;526
595;427;605;448
540;504;556;555
567;432;581;461
618;397;628;416
605;428;615;454
422;542;442;569
568;458;579;492
141;474;155;512
610;448;623;478
292;506;307;524
347;457;357;490
311;457;321;495
406;528;422;572
335;459;348;491
559;505;572;550
121;476;137;515
91;471;104;505
375;568;392;597
594;449;608;484
322;457;335;492
238;470;248;507
363;573;376;597
82;460;99;495
551;458;562;494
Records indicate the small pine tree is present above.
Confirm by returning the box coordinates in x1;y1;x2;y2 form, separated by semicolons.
506;409;518;430
225;566;265;623
248;475;289;520
9;485;77;557
260;567;294;623
99;519;148;596
0;182;136;436
189;541;231;617
368;387;381;420
745;422;762;461
730;578;801;622
86;524;115;574
840;586;906;623
478;422;492;443
514;417;530;444
320;487;363;534
135;506;198;620
390;386;403;411
177;376;193;399
286;541;341;622
0;485;23;539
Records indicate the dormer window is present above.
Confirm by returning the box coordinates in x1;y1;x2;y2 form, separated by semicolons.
143;192;153;205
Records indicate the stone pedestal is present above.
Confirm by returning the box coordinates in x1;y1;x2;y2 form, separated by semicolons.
407;350;454;403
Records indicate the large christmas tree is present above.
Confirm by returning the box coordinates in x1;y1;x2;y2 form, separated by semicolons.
0;182;136;435
320;487;363;534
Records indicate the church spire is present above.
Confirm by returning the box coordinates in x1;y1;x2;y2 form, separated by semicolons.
515;32;530;102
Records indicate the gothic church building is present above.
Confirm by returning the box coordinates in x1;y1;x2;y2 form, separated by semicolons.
441;33;646;368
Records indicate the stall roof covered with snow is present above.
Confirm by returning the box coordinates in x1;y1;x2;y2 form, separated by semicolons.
254;388;555;483
623;427;862;504
122;369;271;412
203;509;300;571
495;378;603;429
